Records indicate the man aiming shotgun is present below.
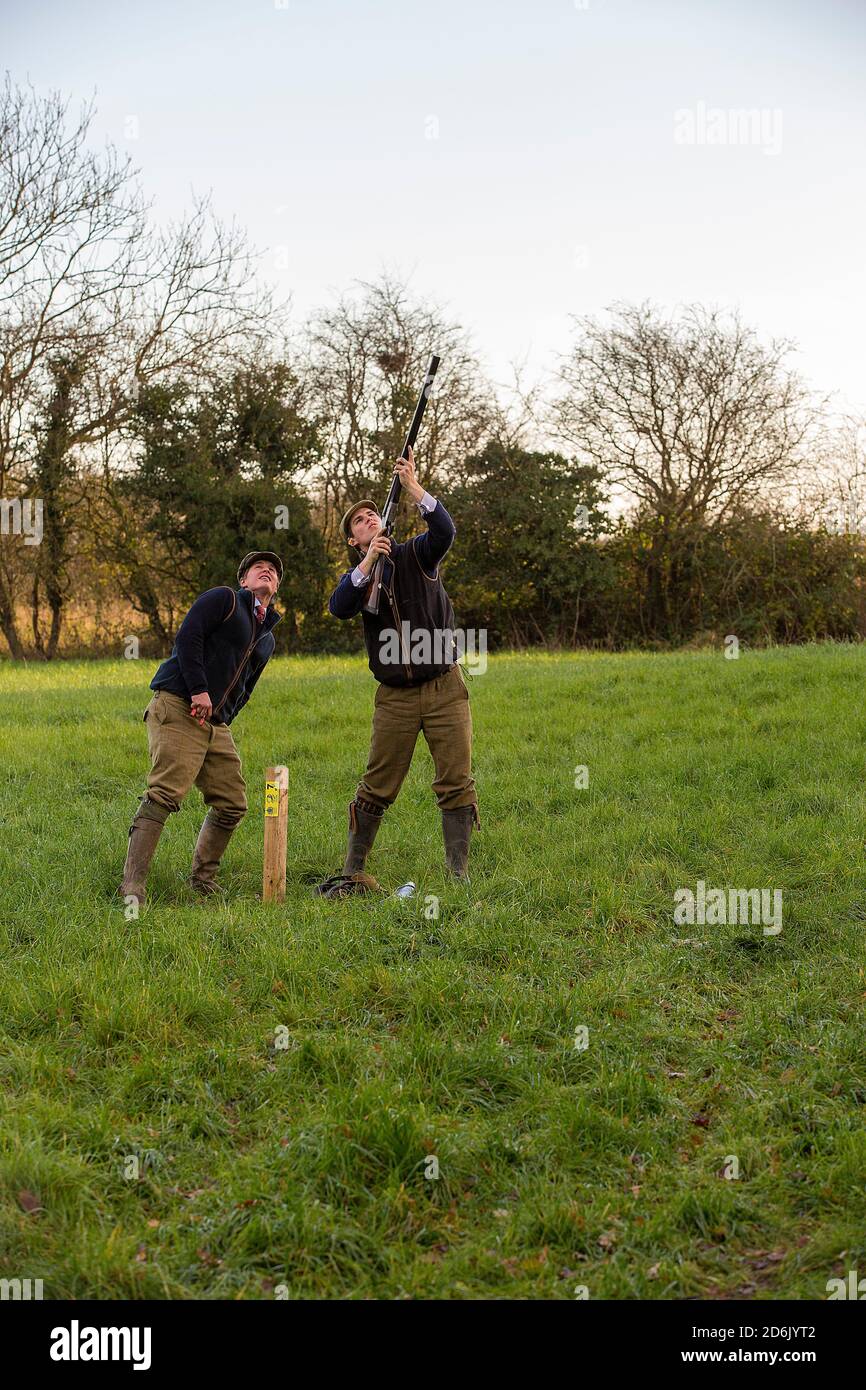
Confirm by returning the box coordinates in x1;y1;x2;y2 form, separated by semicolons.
118;551;283;906
325;357;479;888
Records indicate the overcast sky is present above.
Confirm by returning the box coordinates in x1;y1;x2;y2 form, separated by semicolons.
4;0;864;409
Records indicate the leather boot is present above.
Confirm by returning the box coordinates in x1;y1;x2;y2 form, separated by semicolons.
343;798;384;874
119;798;169;905
190;811;238;895
442;805;477;881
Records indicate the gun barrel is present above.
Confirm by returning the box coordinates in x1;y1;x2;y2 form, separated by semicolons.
381;353;441;531
401;353;441;458
363;354;441;615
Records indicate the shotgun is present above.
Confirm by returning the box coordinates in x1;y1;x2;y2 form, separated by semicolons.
363;353;441;616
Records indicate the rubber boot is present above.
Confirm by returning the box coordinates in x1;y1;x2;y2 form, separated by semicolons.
119;798;169;905
442;805;477;881
190;811;238;895
343;799;384;874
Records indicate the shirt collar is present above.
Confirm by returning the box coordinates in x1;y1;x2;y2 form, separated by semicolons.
239;587;281;627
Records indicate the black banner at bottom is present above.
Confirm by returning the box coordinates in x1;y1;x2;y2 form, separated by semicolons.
3;1297;859;1376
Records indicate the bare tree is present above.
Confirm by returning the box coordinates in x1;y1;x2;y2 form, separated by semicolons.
552;301;819;526
303;273;494;543
0;78;138;655
0;75;280;657
790;412;866;536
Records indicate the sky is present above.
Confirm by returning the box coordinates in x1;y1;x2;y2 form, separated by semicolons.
4;0;865;410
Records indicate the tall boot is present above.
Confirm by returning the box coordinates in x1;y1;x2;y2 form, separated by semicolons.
343;798;384;874
442;804;478;881
119;798;169;905
190;810;238;895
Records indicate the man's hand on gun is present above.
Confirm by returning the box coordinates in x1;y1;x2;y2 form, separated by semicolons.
359;530;392;576
358;445;424;580
393;445;425;503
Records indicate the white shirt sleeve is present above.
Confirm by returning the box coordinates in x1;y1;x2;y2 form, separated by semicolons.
417;491;438;514
350;564;371;587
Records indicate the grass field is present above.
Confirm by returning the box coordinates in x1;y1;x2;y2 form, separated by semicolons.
1;644;864;1300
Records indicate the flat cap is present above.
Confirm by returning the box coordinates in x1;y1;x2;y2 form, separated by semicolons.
237;550;283;583
341;499;380;542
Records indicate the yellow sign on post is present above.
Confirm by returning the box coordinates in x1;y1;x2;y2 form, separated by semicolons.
263;765;288;902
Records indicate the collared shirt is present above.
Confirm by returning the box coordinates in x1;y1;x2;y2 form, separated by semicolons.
350;492;438;587
150;584;281;725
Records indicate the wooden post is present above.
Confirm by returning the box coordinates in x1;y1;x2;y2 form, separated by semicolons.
263;765;288;902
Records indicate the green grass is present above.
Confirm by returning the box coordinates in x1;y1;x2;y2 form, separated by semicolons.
0;644;864;1300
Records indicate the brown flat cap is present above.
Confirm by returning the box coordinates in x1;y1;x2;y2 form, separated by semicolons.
340;499;380;542
237;550;283;583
